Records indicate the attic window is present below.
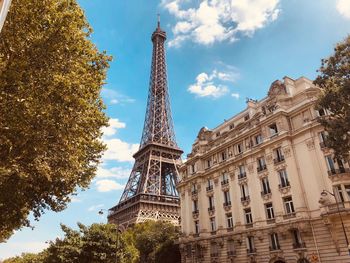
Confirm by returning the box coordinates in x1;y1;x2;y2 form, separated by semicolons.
244;114;250;121
229;124;235;130
216;132;221;137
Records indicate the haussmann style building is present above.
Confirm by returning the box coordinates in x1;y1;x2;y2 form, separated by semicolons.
177;76;350;263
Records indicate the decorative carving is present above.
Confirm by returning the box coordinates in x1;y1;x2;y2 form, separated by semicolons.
279;185;291;194
283;147;291;158
247;163;254;173
306;139;315;150
266;154;273;164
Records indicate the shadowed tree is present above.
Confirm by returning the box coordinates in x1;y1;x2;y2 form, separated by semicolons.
0;0;111;241
314;36;350;160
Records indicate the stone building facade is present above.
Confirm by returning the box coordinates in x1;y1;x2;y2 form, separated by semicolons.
177;76;350;263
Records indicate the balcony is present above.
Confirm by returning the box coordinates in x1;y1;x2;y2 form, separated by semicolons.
192;210;199;219
247;248;257;255
283;212;296;220
266;218;276;224
227;251;236;256
206;185;213;192
208;207;215;216
261;190;271;196
327;168;350;176
193;233;200;238
293;242;306;250
257;164;267;173
278;182;290;189
238;172;247;180
221;179;229;186
269;245;281;251
191;189;198;195
319;141;328;149
210;252;219;258
241;196;250;202
223;201;232;211
274;156;285;165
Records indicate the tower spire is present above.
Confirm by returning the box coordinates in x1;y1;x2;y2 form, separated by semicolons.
157;13;160;28
108;19;183;229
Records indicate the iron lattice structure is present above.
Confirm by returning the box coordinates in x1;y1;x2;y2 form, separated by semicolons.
108;20;183;229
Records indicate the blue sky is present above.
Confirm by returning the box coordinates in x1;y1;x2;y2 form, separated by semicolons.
1;0;350;258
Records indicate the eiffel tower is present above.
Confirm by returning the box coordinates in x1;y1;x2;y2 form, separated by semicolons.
108;18;183;230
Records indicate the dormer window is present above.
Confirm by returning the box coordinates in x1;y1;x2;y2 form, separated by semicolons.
237;143;243;154
269;123;278;136
229;124;235;130
244;114;250;121
221;151;227;161
216;131;221;137
317;108;326;117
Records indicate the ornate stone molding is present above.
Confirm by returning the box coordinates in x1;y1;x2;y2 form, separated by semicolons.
306;139;315;150
283;147;292;158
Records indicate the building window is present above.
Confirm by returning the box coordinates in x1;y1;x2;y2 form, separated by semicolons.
241;183;249;200
278;169;290;188
207;178;213;191
244;114;250;121
274;147;285;163
227;240;235;255
208;196;215;211
337;158;346;173
207;159;211;168
238;165;246;179
237;143;243;154
229;124;235;130
265;203;275;219
255;134;263;145
319;131;328;145
192;200;198;213
216;131;221;137
345;185;350;199
226;213;234;229
191;183;197;194
244;208;253;224
269;123;278;136
220;151;227;162
270;232;280;250
325;156;336;174
222;172;229;185
284;196;295;214
261;177;271;195
334;185;345;203
210;217;216;232
191;164;196;174
257;157;267;172
247;236;255;253
210;242;219;257
194;220;200;234
224;191;231;206
291;229;303;248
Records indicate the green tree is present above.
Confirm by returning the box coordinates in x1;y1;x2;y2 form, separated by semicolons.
0;0;110;241
3;253;46;263
314;36;350;159
44;223;135;263
126;221;180;263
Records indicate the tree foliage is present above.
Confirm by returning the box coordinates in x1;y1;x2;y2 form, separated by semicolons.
0;0;110;241
3;221;180;263
126;221;181;263
314;36;350;159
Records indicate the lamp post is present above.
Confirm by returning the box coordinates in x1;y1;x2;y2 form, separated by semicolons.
99;209;119;263
0;0;11;32
321;189;350;255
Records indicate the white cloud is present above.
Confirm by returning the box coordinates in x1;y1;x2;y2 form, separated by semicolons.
95;180;125;192
103;138;139;162
70;197;82;203
87;204;104;212
231;93;240;99
188;68;239;98
162;0;281;47
0;242;49;260
102;118;126;137
101;88;135;105
96;166;131;179
336;0;350;19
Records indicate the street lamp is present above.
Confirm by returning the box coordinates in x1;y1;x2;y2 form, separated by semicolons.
99;209;119;263
0;0;12;32
321;189;350;255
